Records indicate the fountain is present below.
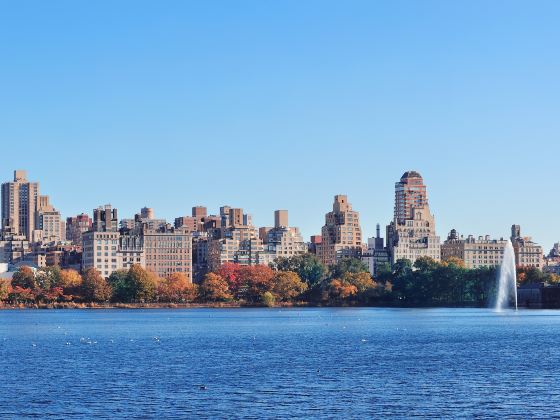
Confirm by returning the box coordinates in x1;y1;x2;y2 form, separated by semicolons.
495;239;518;311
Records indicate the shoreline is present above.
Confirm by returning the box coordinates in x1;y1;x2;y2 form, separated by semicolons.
0;302;526;310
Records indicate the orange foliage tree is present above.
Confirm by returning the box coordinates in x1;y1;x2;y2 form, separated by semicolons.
329;279;358;301
82;268;112;302
158;272;198;302
236;265;274;303
199;273;231;302
271;271;307;302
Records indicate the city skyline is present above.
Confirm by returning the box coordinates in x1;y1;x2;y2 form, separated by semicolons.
0;168;552;252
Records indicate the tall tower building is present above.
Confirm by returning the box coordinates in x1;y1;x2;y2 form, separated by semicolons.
318;195;363;266
394;170;427;224
387;171;440;265
1;170;40;240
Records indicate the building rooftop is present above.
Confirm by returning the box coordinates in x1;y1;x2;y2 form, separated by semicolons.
400;170;422;181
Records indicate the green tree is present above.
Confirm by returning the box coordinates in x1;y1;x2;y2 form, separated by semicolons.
329;258;369;279
128;265;158;302
36;266;62;290
261;291;275;307
272;254;326;287
109;269;135;302
11;266;37;290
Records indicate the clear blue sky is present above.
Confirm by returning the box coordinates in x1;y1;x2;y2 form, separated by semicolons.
1;1;559;249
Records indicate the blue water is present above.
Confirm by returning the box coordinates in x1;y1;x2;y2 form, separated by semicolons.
0;308;559;418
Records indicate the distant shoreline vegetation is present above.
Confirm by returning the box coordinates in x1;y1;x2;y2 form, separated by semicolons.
1;255;558;309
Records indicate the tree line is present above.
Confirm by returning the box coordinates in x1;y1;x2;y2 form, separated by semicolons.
1;255;557;307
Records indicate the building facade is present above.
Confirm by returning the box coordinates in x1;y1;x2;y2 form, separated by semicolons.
66;214;93;245
387;171;440;265
362;224;390;276
511;225;544;269
1;170;40;241
441;229;508;269
34;195;64;243
144;226;192;282
317;195;363;266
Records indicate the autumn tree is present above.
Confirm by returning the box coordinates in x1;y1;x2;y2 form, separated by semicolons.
158;272;198;302
58;269;83;298
328;279;358;302
199;273;231;302
82;268;112;302
341;272;375;293
182;282;199;303
217;263;243;293
0;280;11;302
441;257;466;268
271;271;308;302
236;265;274;303
11;266;37;290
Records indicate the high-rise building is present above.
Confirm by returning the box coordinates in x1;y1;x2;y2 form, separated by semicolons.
263;210;307;259
317;195;363;266
92;205;118;232
82;229;121;278
83;205;121;277
207;206;265;271
362;224;390;276
441;229;508;269
387;171;440;265
83;205;192;280
143;226;192;282
394;170;428;225
34;195;64;243
1;170;40;240
192;206;207;231
511;225;544;269
174;216;197;232
66;213;92;245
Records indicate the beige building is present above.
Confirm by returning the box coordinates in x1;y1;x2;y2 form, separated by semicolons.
317;195;364;266
207;206;267;271
83;205;192;280
387;171;440;265
82;230;121;278
1;170;40;241
0;232;33;265
34;195;64;243
441;229;508;269
144;226;192;282
83;205;126;278
511;225;544;269
262;210;307;259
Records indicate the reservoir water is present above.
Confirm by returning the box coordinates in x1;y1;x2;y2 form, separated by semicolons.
0;308;559;418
